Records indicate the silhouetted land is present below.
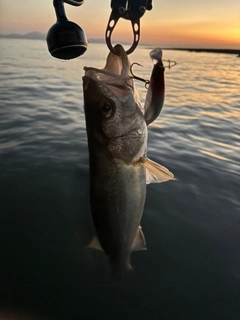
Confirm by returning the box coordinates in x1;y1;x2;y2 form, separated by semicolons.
164;48;240;56
0;33;239;57
0;32;46;40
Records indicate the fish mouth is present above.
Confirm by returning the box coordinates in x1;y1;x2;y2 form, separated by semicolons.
83;44;133;97
103;44;130;79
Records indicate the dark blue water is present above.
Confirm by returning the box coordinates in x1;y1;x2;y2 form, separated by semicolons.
0;38;240;319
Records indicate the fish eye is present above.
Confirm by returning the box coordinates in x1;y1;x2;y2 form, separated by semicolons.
101;102;113;118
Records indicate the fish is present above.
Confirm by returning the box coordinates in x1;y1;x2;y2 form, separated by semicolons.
82;44;175;278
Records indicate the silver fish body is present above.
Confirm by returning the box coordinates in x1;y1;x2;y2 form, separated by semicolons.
83;45;174;277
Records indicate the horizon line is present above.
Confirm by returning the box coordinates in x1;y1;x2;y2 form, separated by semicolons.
0;32;239;54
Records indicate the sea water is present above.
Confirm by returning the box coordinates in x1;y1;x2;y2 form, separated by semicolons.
0;38;240;319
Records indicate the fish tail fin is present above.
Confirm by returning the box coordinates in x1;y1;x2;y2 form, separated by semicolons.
141;157;176;184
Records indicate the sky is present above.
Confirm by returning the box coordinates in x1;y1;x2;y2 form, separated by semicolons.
0;0;239;48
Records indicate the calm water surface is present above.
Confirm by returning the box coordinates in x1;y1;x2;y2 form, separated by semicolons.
0;38;240;319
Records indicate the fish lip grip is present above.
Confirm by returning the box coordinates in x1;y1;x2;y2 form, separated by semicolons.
105;0;153;55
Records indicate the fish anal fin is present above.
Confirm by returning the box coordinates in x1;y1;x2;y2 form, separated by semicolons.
132;226;147;252
88;235;104;251
141;157;176;184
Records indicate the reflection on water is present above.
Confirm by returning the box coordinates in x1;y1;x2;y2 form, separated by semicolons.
0;38;240;319
199;149;227;161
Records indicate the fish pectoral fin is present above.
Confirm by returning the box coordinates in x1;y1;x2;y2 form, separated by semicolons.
132;226;147;252
88;235;104;251
141;157;176;184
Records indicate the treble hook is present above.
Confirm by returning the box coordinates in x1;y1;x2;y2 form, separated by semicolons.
130;63;150;88
162;59;177;69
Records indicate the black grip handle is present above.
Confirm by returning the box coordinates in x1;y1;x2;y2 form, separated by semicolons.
64;0;84;6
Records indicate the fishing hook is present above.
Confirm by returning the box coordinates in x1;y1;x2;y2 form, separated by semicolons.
130;63;150;88
162;59;177;69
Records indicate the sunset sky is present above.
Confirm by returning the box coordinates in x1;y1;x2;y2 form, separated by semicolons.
0;0;239;48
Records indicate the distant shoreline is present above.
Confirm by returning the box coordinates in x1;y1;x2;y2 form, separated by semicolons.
163;48;240;56
0;33;239;56
0;32;106;44
0;32;46;40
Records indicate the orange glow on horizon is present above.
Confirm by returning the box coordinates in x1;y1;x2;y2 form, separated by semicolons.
139;20;240;48
0;1;239;49
90;16;240;49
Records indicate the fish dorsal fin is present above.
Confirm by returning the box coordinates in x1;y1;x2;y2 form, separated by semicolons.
88;235;104;251
132;226;147;252
141;158;176;184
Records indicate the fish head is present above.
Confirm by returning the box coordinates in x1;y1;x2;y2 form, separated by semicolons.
83;44;147;163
